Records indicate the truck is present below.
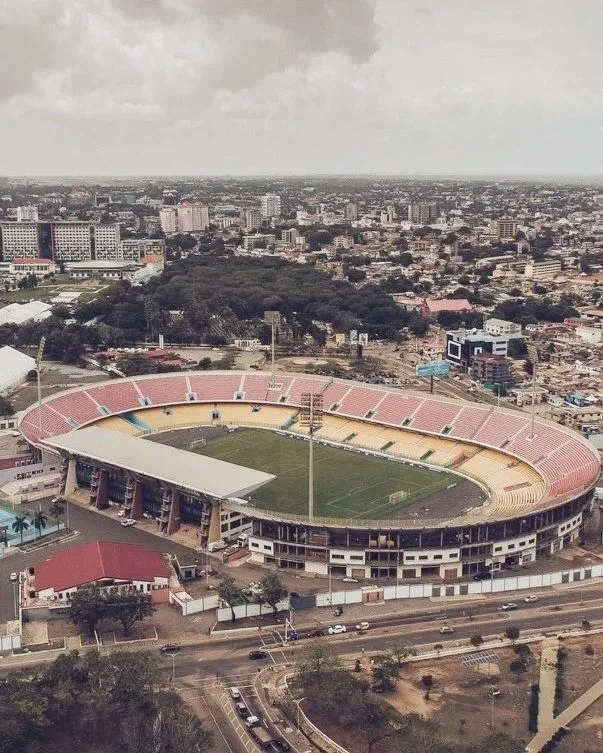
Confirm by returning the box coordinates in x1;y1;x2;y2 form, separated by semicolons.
249;726;275;749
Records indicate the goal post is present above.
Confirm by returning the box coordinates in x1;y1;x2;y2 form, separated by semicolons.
388;489;408;505
187;437;207;450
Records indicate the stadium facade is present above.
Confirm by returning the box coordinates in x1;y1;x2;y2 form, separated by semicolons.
19;371;600;581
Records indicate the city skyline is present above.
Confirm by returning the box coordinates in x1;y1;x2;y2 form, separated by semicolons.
1;0;601;176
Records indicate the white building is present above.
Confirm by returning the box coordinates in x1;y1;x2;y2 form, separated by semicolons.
0;346;36;395
16;205;39;222
260;193;281;218
159;207;177;234
281;228;298;244
51;222;92;261
177;203;210;232
10;258;57;277
0;222;40;260
245;208;262;230
120;238;165;262
484;318;523;339
0;301;53;327
524;259;562;280
93;223;121;260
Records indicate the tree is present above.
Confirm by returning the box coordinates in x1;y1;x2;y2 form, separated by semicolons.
32;509;48;539
69;585;107;637
505;625;520;645
259;571;287;619
421;674;434;700
116;352;158;376
388;643;417;668
105;589;156;636
217;575;240;623
372;659;399;692
509;658;527;682
434;643;443;658
11;513;29;545
0;394;15;416
49;497;65;529
296;640;343;690
470;634;484;648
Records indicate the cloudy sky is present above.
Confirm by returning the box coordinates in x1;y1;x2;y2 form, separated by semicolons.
1;0;601;176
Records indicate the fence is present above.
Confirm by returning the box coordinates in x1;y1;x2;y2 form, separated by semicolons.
216;599;290;622
168;590;219;616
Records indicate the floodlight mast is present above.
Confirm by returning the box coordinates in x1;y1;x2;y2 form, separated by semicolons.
527;344;540;440
36;336;46;446
299;393;324;522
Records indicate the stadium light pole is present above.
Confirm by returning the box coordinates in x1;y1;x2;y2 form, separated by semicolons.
36;336;46;445
527;345;541;440
300;393;323;522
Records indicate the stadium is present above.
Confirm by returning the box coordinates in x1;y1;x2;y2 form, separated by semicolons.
18;370;601;581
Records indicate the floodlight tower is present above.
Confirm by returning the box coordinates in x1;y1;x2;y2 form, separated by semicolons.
526;343;541;440
300;393;324;522
36;336;46;444
264;310;280;388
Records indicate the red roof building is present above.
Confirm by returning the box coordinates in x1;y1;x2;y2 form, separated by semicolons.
420;298;473;316
34;541;170;600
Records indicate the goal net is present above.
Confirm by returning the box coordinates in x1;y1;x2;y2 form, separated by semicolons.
388;489;408;505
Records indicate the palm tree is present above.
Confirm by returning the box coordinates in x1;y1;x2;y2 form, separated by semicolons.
32;510;48;540
11;514;29;545
49;497;65;530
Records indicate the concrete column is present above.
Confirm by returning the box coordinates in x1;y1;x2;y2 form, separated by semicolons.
64;457;78;496
95;468;110;510
130;480;144;519
207;499;222;545
166;489;181;535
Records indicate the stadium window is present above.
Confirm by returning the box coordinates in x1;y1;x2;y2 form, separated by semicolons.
519;541;526;547
263;545;271;551
251;542;260;549
433;555;442;560
449;553;458;558
494;546;502;552
350;555;363;562
332;554;344;560
418;555;428;561
508;544;515;550
406;555;415;561
221;524;229;533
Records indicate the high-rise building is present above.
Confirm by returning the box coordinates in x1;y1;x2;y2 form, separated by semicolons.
120;238;166;262
245;209;262;230
51;222;92;261
93;224;121;260
177;203;210;232
16;205;39;222
407;202;438;224
260;193;281;218
345;202;358;220
495;219;518;239
0;222;40;260
281;228;298;244
159;207;177;234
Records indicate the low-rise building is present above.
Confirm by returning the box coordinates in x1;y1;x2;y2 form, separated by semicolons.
446;328;509;370
524;259;562;280
420;298;473;318
470;354;512;383
484;318;523;339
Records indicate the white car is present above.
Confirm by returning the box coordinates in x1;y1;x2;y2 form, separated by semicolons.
439;625;454;634
328;624;347;635
117;509;126;518
343;577;359;583
500;602;518;611
120;518;136;527
9;572;18;582
356;621;370;632
523;594;538;603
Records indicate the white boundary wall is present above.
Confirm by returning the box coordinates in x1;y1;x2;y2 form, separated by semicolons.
316;563;603;607
217;599;290;622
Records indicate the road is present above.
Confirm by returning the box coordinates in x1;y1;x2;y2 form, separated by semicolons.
0;501;197;621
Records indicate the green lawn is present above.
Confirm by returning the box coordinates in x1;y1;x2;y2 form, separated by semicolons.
190;428;455;520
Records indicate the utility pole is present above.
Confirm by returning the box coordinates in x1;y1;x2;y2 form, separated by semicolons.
299;393;323;522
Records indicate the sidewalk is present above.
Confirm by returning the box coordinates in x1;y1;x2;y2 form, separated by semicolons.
536;638;559;730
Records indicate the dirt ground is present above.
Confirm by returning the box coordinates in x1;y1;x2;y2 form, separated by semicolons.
379;648;541;749
553;694;603;753
554;633;603;713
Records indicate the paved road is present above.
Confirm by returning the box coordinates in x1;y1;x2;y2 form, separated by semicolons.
0;501;197;621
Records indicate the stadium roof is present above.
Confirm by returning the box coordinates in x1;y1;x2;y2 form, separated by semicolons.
0;345;36;395
44;426;275;498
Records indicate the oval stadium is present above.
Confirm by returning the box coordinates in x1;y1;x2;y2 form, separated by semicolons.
18;371;601;581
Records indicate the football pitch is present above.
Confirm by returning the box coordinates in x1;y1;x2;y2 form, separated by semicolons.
190;428;457;520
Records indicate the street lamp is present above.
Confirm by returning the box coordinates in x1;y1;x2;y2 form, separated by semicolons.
165;650;181;683
292;697;305;729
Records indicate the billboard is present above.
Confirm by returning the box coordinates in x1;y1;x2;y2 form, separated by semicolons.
416;361;450;378
349;329;358;344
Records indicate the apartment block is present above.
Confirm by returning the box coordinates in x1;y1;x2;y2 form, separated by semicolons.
51;222;92;261
0;222;40;260
93;224;121;260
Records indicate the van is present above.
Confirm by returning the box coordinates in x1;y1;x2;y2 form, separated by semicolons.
235;702;249;718
229;687;241;699
208;540;227;552
237;533;250;547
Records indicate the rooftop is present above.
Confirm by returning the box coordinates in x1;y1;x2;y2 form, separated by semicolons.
35;540;169;593
43;426;275;498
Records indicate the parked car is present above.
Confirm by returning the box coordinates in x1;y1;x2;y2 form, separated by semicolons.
235;702;249;718
117;509;126;517
272;738;291;752
229;687;241;699
160;643;182;654
500;603;518;611
248;650;268;660
328;624;347;635
9;572;18;582
333;606;343;617
308;629;325;638
488;688;501;698
356;622;370;632
439;625;454;634
523;594;538;603
244;715;260;728
120;518;136;527
473;571;490;581
342;577;359;583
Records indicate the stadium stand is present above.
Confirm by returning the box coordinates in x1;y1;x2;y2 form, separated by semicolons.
240;373;272;401
411;400;462;434
338;386;383;418
86;381;142;415
135;375;189;405
48;390;102;425
188;373;241;401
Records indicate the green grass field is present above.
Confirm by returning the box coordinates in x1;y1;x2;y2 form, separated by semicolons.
191;428;456;520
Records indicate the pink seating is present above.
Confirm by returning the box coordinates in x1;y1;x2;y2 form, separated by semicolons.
338;386;382;418
449;406;490;439
188;373;241;401
241;373;271;401
373;394;424;425
473;412;527;448
283;377;329;405
49;390;101;424
135;375;188;404
412;401;462;433
321;381;355;409
86;381;141;414
265;376;295;402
